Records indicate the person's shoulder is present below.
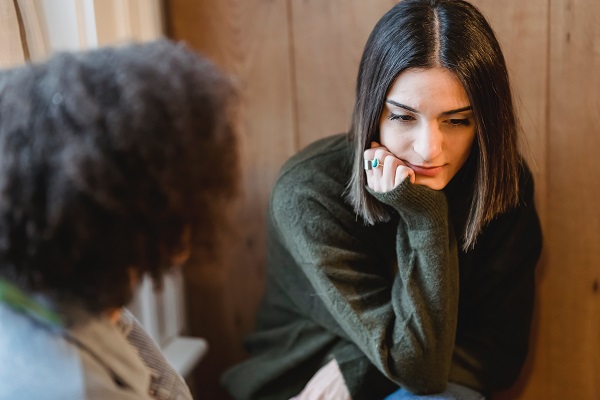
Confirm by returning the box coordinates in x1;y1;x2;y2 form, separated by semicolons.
278;133;351;183
0;304;86;398
517;158;537;204
275;134;352;191
473;157;541;252
270;134;355;223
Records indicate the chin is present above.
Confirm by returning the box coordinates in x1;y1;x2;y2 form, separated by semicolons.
415;177;448;191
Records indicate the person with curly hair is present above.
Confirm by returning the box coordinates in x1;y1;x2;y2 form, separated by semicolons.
0;39;237;399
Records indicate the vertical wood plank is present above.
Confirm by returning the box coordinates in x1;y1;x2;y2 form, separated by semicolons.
0;0;26;67
93;0;129;45
166;0;295;398
290;0;396;148
523;0;600;397
468;3;550;398
469;0;549;227
15;0;49;61
94;0;163;45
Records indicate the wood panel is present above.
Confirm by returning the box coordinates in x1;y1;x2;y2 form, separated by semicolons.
15;0;49;62
94;0;163;46
165;0;295;398
470;0;549;225
467;3;550;398
522;0;600;397
0;0;26;67
290;0;397;148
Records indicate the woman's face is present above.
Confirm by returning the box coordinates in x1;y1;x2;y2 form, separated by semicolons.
379;67;476;190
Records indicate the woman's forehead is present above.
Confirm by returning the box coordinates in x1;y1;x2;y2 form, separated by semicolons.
385;68;470;114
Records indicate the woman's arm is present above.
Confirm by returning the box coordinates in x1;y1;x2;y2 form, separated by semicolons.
271;170;459;394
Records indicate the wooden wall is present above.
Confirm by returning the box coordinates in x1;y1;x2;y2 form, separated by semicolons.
165;0;600;398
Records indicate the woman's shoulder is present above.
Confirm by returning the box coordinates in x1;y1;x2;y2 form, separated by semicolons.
277;133;352;185
517;158;536;202
270;134;357;223
471;158;541;254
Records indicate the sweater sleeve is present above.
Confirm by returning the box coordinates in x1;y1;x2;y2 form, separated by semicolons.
270;174;460;395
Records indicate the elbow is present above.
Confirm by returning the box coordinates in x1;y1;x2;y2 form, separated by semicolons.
386;351;450;395
401;367;448;395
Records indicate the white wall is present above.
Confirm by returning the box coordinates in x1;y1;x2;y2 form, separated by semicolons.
38;0;97;52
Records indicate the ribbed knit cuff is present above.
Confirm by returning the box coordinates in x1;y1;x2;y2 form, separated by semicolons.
366;178;449;230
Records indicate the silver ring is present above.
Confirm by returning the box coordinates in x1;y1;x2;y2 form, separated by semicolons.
364;159;373;170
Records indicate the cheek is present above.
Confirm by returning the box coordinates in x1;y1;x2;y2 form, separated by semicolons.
379;125;411;154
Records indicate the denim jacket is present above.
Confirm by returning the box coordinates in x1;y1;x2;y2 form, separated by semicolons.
0;283;191;400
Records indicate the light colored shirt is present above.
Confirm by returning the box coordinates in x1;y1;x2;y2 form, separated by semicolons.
0;297;191;400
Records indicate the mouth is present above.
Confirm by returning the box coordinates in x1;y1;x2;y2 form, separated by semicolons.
404;161;445;177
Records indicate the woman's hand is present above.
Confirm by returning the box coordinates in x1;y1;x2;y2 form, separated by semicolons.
364;142;415;193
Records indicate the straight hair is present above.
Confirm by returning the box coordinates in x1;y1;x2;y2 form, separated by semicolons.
346;0;520;250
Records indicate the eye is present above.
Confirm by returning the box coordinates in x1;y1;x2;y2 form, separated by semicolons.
447;118;471;127
388;114;415;122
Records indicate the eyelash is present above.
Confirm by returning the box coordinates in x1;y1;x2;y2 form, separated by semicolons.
387;114;471;127
388;114;413;122
448;118;471;127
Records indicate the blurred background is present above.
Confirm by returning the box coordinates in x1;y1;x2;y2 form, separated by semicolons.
1;0;598;399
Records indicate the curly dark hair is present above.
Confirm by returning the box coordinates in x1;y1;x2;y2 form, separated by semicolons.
0;39;237;313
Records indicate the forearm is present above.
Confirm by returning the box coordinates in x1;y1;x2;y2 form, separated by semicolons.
283;182;459;393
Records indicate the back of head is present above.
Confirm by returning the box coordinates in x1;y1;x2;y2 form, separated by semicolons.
0;39;237;313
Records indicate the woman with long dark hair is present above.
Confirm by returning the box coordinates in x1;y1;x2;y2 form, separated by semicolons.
223;1;542;399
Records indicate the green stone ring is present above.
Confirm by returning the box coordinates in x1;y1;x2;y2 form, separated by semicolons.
364;158;384;170
372;158;384;168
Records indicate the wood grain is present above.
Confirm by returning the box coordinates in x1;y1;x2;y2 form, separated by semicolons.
166;0;295;398
470;0;549;227
468;2;550;398
15;0;49;61
523;0;600;397
290;0;397;148
0;0;25;67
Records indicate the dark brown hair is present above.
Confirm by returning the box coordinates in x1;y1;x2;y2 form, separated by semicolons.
0;39;237;312
346;0;520;249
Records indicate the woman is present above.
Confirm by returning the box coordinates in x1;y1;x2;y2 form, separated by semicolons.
222;0;542;399
0;40;236;399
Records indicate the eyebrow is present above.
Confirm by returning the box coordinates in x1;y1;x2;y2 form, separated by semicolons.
385;100;472;116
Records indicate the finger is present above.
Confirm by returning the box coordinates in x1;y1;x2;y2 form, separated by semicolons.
364;147;392;176
394;165;416;187
363;142;383;165
372;148;391;167
380;155;402;191
369;152;400;192
364;142;392;165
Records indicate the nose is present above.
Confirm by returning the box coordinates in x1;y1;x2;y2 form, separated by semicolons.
413;122;443;162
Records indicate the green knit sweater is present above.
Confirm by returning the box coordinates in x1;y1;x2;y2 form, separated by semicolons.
222;134;542;400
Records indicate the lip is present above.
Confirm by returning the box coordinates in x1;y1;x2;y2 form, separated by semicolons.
404;161;445;177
